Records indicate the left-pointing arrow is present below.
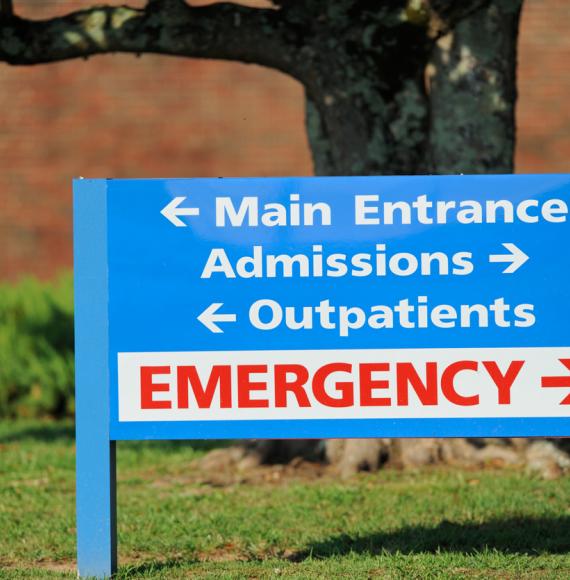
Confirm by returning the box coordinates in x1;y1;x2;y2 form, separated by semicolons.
161;196;200;227
541;358;570;405
489;242;529;274
198;303;237;333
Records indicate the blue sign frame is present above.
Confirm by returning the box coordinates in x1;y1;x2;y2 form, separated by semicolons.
74;176;570;577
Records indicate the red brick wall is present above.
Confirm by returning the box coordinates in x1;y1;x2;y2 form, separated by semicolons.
1;0;568;280
517;0;570;171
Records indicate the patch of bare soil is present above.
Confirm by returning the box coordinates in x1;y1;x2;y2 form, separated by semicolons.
193;450;330;488
135;449;331;496
1;558;75;574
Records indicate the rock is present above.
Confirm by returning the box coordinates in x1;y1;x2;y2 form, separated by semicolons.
198;446;246;472
525;441;570;480
439;438;479;465
475;444;521;467
391;438;441;469
326;438;390;479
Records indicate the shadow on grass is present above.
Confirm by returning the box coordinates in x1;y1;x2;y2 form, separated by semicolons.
293;516;570;559
120;439;231;454
0;422;231;453
104;516;570;577
0;422;75;443
116;558;195;578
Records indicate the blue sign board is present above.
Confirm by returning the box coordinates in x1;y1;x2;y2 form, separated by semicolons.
74;175;570;576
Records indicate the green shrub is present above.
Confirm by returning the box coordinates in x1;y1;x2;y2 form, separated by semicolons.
0;274;74;418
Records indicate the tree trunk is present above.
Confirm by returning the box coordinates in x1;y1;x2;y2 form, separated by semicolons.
259;0;526;476
428;0;521;173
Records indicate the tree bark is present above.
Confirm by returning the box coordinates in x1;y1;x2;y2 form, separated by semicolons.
0;0;13;20
428;0;523;173
0;1;300;76
305;93;336;176
302;3;432;176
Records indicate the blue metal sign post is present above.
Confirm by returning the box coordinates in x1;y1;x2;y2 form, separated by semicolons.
74;175;570;577
74;180;116;576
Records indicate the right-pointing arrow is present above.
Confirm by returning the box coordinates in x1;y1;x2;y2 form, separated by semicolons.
197;303;237;333
489;242;529;274
541;358;570;405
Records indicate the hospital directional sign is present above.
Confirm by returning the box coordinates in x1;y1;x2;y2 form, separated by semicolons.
88;174;570;437
73;175;570;577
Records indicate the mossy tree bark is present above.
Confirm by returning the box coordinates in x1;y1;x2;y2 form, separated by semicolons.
304;0;523;176
427;0;522;173
1;0;525;474
300;0;524;472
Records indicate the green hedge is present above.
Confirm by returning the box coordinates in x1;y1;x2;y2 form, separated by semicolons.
0;275;74;418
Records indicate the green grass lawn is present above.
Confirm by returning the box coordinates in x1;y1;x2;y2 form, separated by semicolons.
1;421;570;578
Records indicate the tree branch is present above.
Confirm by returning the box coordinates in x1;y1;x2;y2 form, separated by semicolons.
0;1;299;77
